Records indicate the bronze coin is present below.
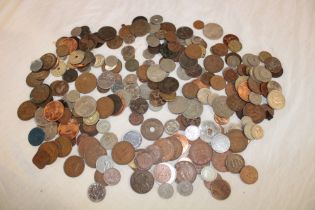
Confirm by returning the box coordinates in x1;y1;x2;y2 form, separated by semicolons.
96;96;115;118
129;98;148;114
226;129;248;153
32;150;50;169
176;26;193;39
237;81;250;102
175;161;197;183
248;77;262;94
58;108;72;124
134;151;154;170
209;179;231;200
40;53;57;70
17;100;38;121
223;68;238;83
262;104;274;120
112;141;135;165
185;44;202;59
203;55;224;73
62;69;78;83
94;170;107;186
260;82;269;97
240;165;258;184
165;31;177;42
193;20;204;29
58;118;80;140
210;75;226;90
225;83;237;97
63;155;85;177
167;135;183;160
78;136;98;157
75;72;97;93
107;36;123;49
50;80;69;96
200;72;214;86
84;144;107;168
225;153;245;173
184;64;203;78
55;136;72;157
179;53;198;69
30;84;51;104
38;141;58;164
129;112;144;126
160;22;176;32
136;64;149;82
154;139;174;162
211;151;231;172
223;34;239;45
26;70;50;87
130;170;154;194
226;94;246;112
140;118;164;141
98;26;117;41
107;94;123;116
211;43;228;56
264;56;283;77
243;103;266;123
159;77;179;94
182;82;199;99
43;100;64;122
188;139;212;165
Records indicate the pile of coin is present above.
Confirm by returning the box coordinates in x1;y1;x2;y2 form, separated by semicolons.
17;15;285;202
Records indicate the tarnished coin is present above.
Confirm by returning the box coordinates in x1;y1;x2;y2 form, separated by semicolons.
103;168;121;186
97;71;115;89
112;141;135;165
30;59;43;72
122;130;142;149
211;151;231;172
188;140;212;165
197;88;211;104
240;165;258;184
130;170;154;194
164;119;180;135
212;96;234;118
17;100;38;121
147;64;167;82
140;118;164;140
211;133;230;153
168;96;188;114
267;90;285;110
204;55;224;73
225;153;245;173
203;23;223;40
74;96;96;118
226;129;248;153
129;112;144;126
87;183;106;202
185;125;200;141
96;119;111;134
177;180;193;196
64;155;85;177
153;163;172;183
100;132;118;150
130;98;149;114
158;183;174;199
175;161;197;183
83;111;99;125
75;72;97;94
209;178;231;200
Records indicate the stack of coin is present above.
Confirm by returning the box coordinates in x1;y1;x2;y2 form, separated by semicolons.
17;15;285;202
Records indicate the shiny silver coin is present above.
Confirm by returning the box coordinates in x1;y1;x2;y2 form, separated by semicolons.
199;121;221;143
210;133;230;153
185;125;200;141
95;155;114;173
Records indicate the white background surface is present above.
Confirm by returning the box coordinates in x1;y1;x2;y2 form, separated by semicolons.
0;0;315;209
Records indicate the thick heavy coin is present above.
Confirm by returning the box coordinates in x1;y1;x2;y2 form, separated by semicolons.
226;129;248;153
240;165;258;184
87;183;106;202
158;183;174;199
111;141;135;164
209;178;231;200
140;118;164;140
63;155;85;177
225;153;245;173
130;170;154;194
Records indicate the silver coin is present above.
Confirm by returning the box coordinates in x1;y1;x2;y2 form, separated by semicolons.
139;83;152;100
185;125;200;141
96;119;111;134
143;49;155;59
160;58;176;73
87;183;106;202
146;34;160;47
182;99;203;119
199;121;221;143
65;90;80;103
201;165;218;182
168;96;188;114
176;66;192;80
98;71;116;89
122;130;142;149
212;96;234;118
95;155;114;173
150;15;163;24
100;132;118;150
111;80;124;93
30;59;43;72
177;181;193;196
147;64;167;82
164;119;180;135
124;84;140;100
74;96;96;118
40;121;57;141
34;107;50;126
121;45;135;61
203;23;223;40
105;55;118;67
158;183;174;199
210;133;230;153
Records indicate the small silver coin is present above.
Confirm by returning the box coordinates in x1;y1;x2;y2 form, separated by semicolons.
96;120;111;134
30;59;43;72
199;121;221;143
164;119;180;135
158;183;174;199
211;133;230;153
95;155;114;173
177;181;193;196
185;125;200;141
100;132;118;150
97;71;116;89
122;130;142;149
87;183;106;202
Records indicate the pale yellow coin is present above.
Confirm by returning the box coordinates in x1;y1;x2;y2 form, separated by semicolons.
241;116;253;126
244;123;255;140
93;54;105;67
50;60;66;77
267;90;285;110
83;111;99;125
267;80;282;92
251;124;264;140
228;39;242;53
197;88;211;104
69;50;85;64
258;51;272;62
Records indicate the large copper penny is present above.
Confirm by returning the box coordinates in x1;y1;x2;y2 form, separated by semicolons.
38;141;58;164
130;170;154;194
203;55;224;73
225;153;245;173
55;136;72;157
84;144;107;168
188;140;212;165
226;129;248;153
209;178;231;200
226;94;246;112
112;141;135;165
211;151;231;172
96;97;115;118
43;100;64;121
63;155;85;177
58;118;79;140
154;139;175;162
140;118;164;141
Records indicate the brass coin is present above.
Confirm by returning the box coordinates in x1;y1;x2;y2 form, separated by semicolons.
43;101;64;122
193;20;204;29
225;153;245;173
185;44;202;59
210;75;226;90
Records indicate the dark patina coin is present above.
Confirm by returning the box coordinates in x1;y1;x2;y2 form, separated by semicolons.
129;98;149;115
62;69;78;83
158;77;179;94
130;170;154;194
176;26;193;39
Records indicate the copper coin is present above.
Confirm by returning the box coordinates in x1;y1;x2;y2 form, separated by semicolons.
38;141;58;164
94;170;107;186
237;81;250;102
240;165;258;184
211;151;231;172
225;153;245;173
243;103;266;123
200;72;214;86
26;70;49;87
159;77;179;94
58;108;72;124
182;82;199;99
43;101;64;122
129;112;144;126
184;64;203;78
185;44;202;59
107;36;123;49
107;94;123;116
176;26;193;39
167;135;183;160
226;94;246;112
225;83;237;97
75;72;97;93
40;53;57;70
78;136;98;157
134;151;154;170
17;100;38;121
58;118;79;140
130;170;154;194
193;20;205;29
112;141;135;165
203;55;224;73
98;26;117;41
226;129;248;153
140;118;164;141
223;34;239;45
188;139;212;165
209;179;231;200
55;136;72;157
84;144;107;168
153;163;172;183
146;144;162;164
248;77;262;94
32;150;50;169
223;68;238;83
210;75;226;90
154;139;175;162
136;64;149;82
130;98;148;114
64;155;85;177
175;161;197;183
96;97;115;118
211;43;228;56
30;84;51;104
50;80;69;96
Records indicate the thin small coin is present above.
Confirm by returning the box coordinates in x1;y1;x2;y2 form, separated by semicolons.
193;20;205;29
164;119;180;135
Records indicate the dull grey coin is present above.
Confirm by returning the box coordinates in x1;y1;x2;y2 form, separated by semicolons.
98;71;116;89
164;119;180;135
74;96;96;118
212;96;234;118
150;15;163;24
105;55;118;67
139;83;152;100
34;107;50;126
177;181;193;196
143;49;155;59
96;155;114;173
96;119;111;134
176;66;192;80
87;183;106;202
203;23;223;40
168;96;188;114
122;130;142;149
146;34;160;47
30;59;43;72
147;64;167;82
100;132;118;150
125;59;139;72
183;99;203;119
158;183;174;199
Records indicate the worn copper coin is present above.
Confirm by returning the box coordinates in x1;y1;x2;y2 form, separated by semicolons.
96;96;115;118
175;161;197;183
130;170;154;194
140;118;164;140
64;155;85;177
243;103;266;123
130;98;148;114
240;165;258;184
211;151;232;172
75;72;97;93
188;140;212;165
226;129;248;153
17;100;38;121
203;55;224;73
129;112;144;125
112;141;135;165
209;178;231;200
